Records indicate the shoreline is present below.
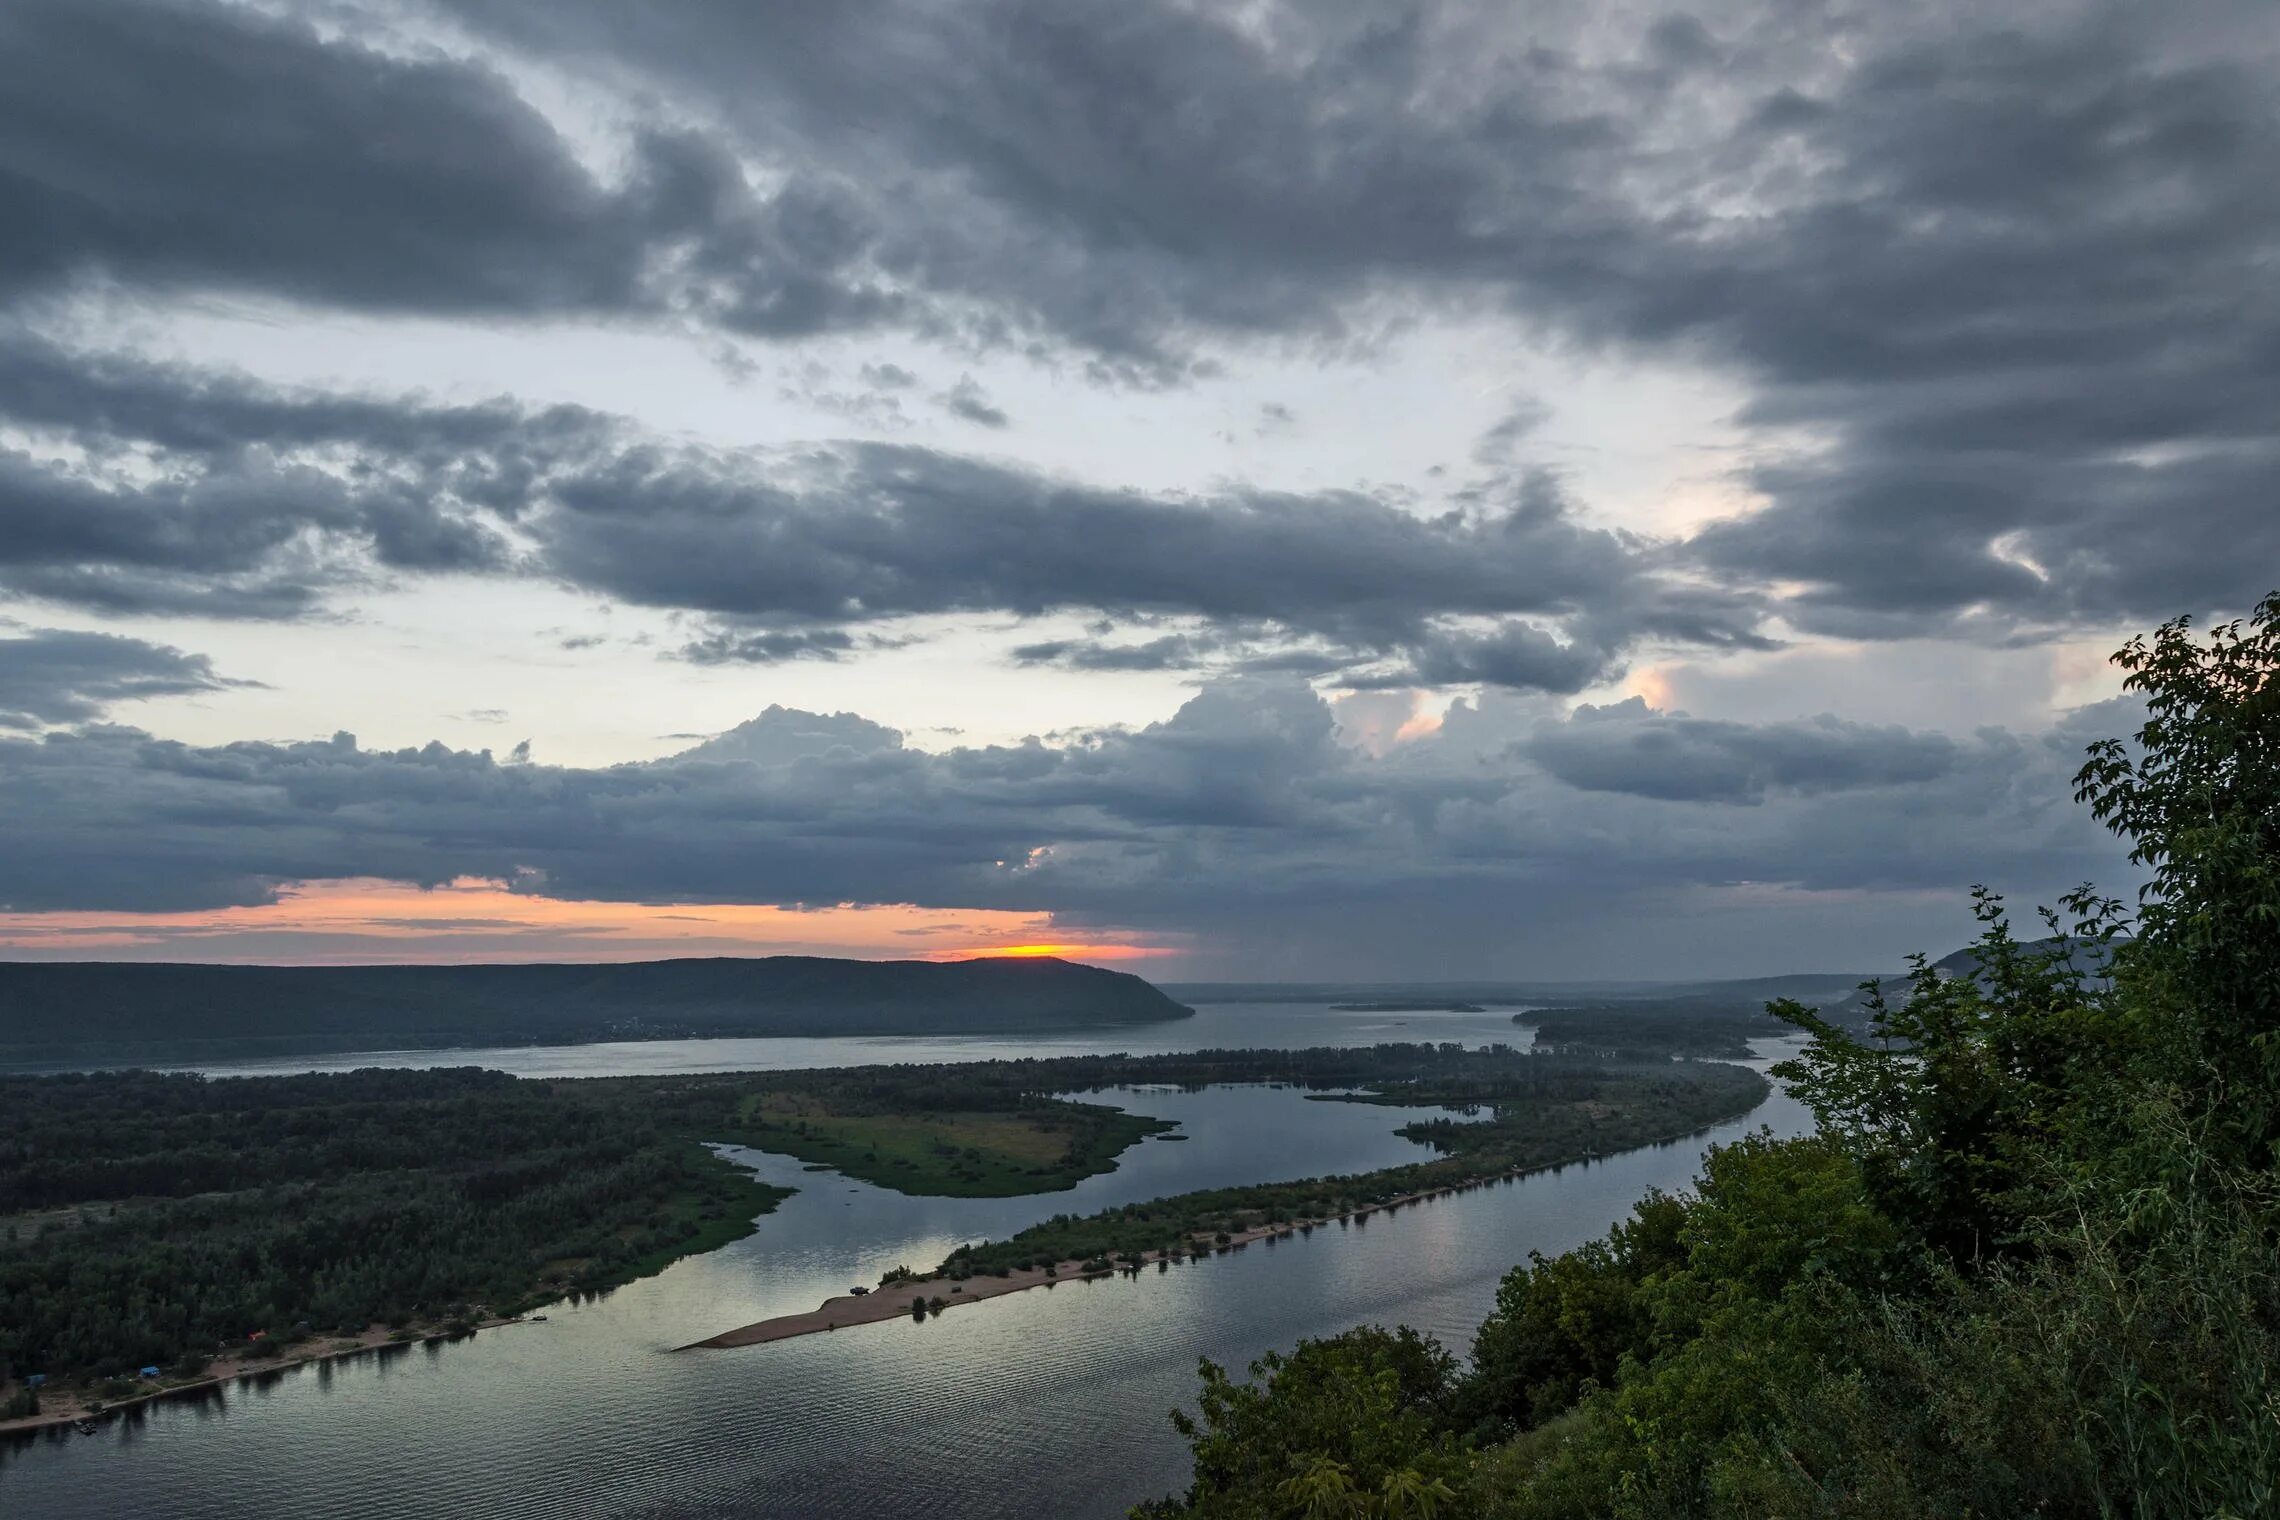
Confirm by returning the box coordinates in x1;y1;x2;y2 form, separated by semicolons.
685;1160;1563;1350
0;1315;527;1438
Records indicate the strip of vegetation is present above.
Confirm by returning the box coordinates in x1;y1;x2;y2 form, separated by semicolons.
936;1062;1767;1278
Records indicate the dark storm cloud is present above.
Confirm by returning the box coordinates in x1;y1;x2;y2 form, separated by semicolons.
1373;623;1622;697
0;336;581;615
0;339;1727;686
0;627;240;729
0;0;893;334
4;0;2271;650
1526;698;1959;804
0;685;2130;968
542;442;1736;687
1673;10;2280;635
1010;634;1217;673
424;0;2280;634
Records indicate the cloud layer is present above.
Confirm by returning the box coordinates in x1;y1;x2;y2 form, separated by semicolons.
0;683;2132;975
0;333;1746;686
0;0;2260;970
4;0;2271;651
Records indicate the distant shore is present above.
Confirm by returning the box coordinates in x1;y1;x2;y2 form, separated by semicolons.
685;1162;1550;1351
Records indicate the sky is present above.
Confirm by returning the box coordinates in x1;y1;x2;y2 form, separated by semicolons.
0;0;2272;978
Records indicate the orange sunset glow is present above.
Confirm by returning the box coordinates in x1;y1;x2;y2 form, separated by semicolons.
0;877;1180;966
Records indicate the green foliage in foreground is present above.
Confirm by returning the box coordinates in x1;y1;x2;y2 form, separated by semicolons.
941;1063;1767;1277
1145;594;2280;1518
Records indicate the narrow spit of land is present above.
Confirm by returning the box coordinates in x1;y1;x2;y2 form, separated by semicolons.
687;1059;1770;1350
687;1167;1550;1348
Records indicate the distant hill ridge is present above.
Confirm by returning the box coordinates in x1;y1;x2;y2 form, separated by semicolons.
0;955;1193;1065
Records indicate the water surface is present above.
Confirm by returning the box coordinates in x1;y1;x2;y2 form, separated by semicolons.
1;1014;1804;1518
107;999;1542;1079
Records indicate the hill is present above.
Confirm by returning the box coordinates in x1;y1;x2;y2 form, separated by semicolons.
0;955;1193;1065
1931;934;2117;985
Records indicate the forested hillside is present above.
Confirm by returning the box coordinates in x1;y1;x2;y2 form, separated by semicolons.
0;953;1192;1063
1144;596;2280;1518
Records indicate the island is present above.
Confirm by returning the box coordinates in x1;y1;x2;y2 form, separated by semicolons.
1513;981;1888;1060
1330;1000;1489;1013
0;953;1193;1065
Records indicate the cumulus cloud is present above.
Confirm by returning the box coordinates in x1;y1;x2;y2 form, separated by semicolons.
1527;698;1959;804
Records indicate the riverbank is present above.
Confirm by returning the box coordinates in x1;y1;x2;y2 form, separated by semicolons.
0;1315;532;1437
688;1157;1586;1350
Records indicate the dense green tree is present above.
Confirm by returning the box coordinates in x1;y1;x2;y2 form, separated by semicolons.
1149;594;2280;1519
2077;590;2280;1161
1140;1328;1467;1518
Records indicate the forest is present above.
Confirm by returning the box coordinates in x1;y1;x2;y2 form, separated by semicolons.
0;1068;790;1397
1140;597;2280;1517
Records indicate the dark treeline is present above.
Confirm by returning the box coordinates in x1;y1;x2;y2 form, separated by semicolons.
0;953;1191;1065
1142;596;2280;1518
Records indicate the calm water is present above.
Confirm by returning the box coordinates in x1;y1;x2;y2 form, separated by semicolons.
1;1010;1808;1518
111;999;1544;1080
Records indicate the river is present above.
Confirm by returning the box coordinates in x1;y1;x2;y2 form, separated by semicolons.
0;1004;1810;1517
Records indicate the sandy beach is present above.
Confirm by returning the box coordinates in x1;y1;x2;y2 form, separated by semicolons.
0;1315;528;1437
